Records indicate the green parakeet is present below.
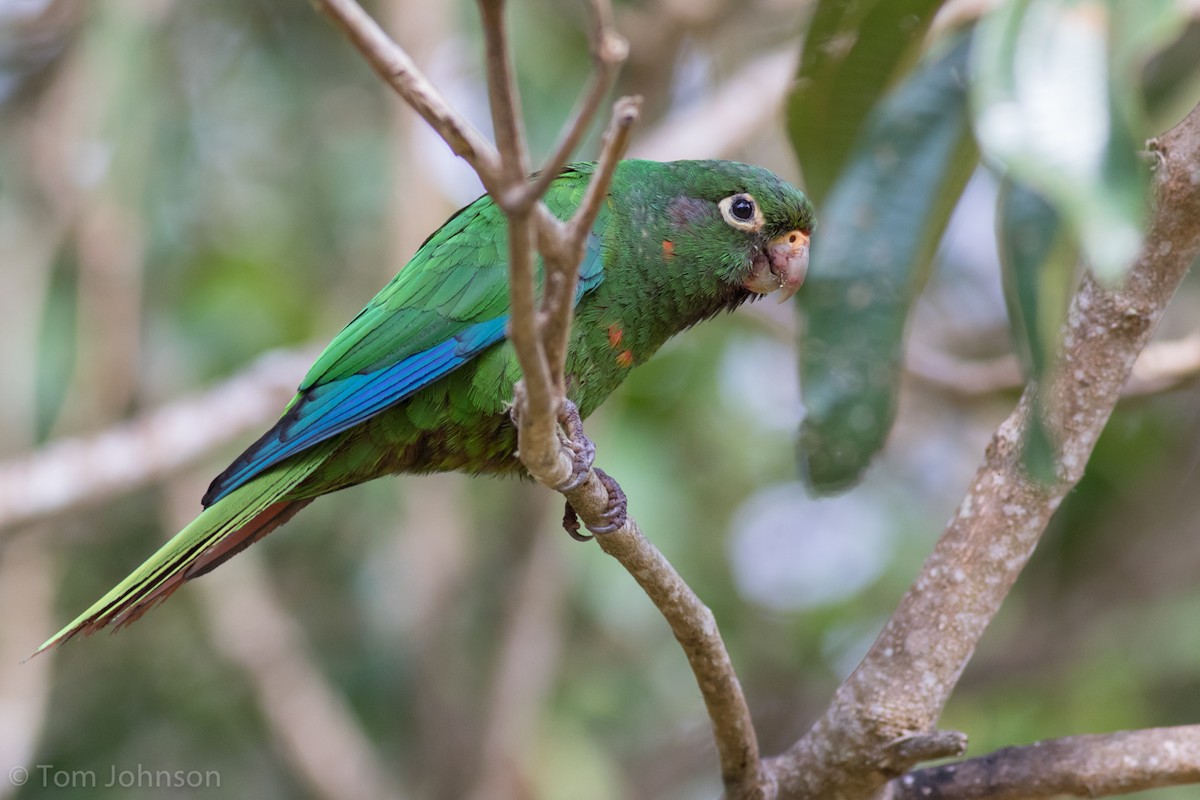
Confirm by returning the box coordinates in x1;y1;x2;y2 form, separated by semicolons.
41;159;813;651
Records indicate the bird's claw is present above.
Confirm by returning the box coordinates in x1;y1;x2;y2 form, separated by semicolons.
554;399;595;493
561;468;628;541
562;503;591;541
586;468;628;533
552;400;628;540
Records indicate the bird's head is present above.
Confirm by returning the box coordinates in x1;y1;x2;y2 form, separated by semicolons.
659;160;815;303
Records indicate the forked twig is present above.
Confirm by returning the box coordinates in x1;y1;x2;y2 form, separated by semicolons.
764;101;1200;800
311;0;763;795
887;725;1200;800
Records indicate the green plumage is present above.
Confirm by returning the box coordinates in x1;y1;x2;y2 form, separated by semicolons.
41;159;814;651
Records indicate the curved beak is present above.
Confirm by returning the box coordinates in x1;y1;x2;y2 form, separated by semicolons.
768;230;809;302
743;230;810;302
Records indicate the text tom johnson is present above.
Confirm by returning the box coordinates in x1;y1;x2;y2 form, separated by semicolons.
18;764;221;789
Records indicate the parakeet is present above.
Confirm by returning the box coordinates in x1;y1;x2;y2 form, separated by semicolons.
41;159;813;651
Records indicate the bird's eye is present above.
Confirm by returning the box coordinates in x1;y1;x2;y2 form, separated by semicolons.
718;193;763;232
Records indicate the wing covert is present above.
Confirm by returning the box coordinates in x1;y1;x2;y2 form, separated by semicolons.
204;171;609;506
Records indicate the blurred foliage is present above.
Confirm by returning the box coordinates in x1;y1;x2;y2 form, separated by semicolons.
996;178;1075;480
787;0;944;208
797;31;977;493
1;1;1200;799
793;0;1200;488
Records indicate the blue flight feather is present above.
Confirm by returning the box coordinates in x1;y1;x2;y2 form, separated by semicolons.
206;316;507;503
205;233;606;505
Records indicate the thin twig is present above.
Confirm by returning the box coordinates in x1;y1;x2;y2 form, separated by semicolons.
312;0;504;194
471;0;586;485
523;72;607;204
593;521;767;799
477;0;529;194
886;725;1200;800
540;96;641;393
309;4;762;797
904;342;1025;396
765;101;1200;798
563;99;639;251
526;0;630;393
1126;329;1200;393
507;216;567;486
521;0;628;207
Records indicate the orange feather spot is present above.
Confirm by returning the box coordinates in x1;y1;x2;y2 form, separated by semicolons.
616;350;634;368
607;323;623;348
662;239;675;259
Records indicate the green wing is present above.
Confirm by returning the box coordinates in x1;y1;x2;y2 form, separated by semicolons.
204;166;606;504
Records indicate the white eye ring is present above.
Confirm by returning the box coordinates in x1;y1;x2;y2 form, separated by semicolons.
718;193;763;232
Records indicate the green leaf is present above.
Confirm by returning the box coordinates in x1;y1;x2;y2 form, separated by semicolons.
787;0;948;207
970;0;1184;282
996;179;1078;382
996;179;1079;482
797;32;979;495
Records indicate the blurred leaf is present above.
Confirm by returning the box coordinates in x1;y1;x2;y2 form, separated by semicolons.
997;179;1077;382
1110;0;1193;130
788;0;948;207
1143;21;1200;127
997;179;1078;481
798;33;978;495
970;0;1185;282
35;244;79;442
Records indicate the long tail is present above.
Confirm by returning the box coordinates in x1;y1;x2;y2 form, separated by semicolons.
37;452;328;654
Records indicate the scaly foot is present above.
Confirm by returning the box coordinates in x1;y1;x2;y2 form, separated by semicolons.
561;468;629;541
554;399;595;493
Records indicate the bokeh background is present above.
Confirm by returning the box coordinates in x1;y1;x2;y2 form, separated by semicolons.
2;1;1200;798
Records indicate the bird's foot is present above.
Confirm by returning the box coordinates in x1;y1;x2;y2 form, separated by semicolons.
549;400;628;540
561;468;628;541
587;468;628;534
562;502;589;542
554;399;595;493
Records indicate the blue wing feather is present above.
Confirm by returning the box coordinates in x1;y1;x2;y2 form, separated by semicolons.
206;316;508;503
203;229;606;505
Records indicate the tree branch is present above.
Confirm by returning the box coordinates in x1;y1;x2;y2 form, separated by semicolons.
905;333;1200;399
313;0;504;194
886;725;1200;800
0;349;310;533
765;102;1200;798
311;3;762;796
539;96;641;395
478;0;529;190
0;25;790;535
593;521;767;798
